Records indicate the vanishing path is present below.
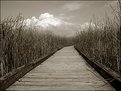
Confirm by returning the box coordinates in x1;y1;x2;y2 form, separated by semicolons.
7;46;115;90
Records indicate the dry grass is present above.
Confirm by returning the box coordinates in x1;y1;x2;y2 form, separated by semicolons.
74;1;121;75
0;14;67;77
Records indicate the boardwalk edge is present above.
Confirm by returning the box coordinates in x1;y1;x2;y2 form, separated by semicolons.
74;46;121;91
0;48;62;91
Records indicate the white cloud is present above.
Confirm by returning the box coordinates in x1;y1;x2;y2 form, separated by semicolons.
23;13;79;37
80;22;101;31
39;13;54;20
37;16;61;28
63;2;81;11
48;22;79;37
24;13;76;29
24;13;63;28
59;13;74;21
62;2;88;12
25;18;31;26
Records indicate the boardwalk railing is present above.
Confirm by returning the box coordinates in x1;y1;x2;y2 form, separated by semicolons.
6;46;115;90
0;48;62;90
75;46;121;91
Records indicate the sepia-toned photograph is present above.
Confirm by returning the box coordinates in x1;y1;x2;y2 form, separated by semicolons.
0;0;121;91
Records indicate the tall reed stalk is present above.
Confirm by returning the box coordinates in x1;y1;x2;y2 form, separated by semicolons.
0;14;68;77
74;0;121;75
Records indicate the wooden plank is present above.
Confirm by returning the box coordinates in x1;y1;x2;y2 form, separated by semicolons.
6;46;116;90
0;49;60;90
75;46;121;91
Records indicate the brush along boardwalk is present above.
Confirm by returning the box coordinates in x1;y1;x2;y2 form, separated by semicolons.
6;46;115;90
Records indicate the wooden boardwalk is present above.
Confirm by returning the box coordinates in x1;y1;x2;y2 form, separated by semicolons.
7;46;115;90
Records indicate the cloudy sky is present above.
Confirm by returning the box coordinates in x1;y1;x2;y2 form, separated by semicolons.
1;1;117;36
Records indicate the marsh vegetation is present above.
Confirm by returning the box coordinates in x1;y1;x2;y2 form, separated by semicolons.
74;1;121;76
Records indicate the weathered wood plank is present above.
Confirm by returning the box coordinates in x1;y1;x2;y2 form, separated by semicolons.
75;46;121;91
6;46;116;90
0;49;59;90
